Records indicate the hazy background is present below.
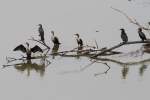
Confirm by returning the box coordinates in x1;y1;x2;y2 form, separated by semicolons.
0;0;150;100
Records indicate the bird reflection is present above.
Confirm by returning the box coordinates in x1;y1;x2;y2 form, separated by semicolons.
121;66;129;79
14;60;46;77
139;64;147;77
51;44;60;59
77;46;83;54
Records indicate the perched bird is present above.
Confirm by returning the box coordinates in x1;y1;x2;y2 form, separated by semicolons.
74;33;83;47
38;24;45;43
138;28;147;41
51;31;61;45
120;28;128;43
13;42;43;60
51;44;60;59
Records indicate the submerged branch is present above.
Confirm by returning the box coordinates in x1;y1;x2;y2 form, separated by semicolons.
94;62;111;76
93;57;150;67
92;40;150;57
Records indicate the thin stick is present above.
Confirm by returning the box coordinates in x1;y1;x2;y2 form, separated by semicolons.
94;62;111;76
111;7;150;30
29;37;50;49
95;40;99;49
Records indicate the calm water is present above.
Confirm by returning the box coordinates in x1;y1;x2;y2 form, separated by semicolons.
0;0;150;100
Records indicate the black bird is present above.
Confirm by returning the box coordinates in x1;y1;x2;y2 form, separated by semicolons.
38;24;45;43
74;33;83;47
120;28;128;43
51;44;60;59
138;28;147;41
13;42;43;60
51;31;61;46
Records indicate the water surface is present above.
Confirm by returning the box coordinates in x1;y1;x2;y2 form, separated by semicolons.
0;0;150;100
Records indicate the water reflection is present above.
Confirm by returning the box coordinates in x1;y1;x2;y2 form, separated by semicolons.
95;57;150;79
139;64;147;77
121;66;129;79
14;60;46;77
76;46;83;59
51;44;60;59
3;58;51;77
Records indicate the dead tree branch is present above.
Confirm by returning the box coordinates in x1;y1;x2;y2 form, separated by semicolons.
94;61;111;76
29;37;50;49
92;40;150;58
111;7;150;30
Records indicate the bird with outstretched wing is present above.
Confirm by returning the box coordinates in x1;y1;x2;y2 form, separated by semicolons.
13;44;27;53
31;45;43;53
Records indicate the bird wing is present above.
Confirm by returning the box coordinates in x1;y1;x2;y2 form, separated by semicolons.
31;45;43;53
53;37;60;44
13;45;26;53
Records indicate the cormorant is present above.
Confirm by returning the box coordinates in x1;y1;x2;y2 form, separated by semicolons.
51;44;60;59
38;24;45;43
13;42;43;60
51;31;61;46
138;28;147;41
120;28;128;43
74;33;83;47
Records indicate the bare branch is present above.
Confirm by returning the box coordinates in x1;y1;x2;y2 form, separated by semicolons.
29;37;50;49
92;40;150;58
111;7;150;30
94;62;111;76
94;40;99;49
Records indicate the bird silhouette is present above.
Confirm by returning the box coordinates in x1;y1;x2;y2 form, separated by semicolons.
74;33;83;47
138;28;147;41
51;31;61;46
38;24;45;43
13;42;43;60
120;28;128;43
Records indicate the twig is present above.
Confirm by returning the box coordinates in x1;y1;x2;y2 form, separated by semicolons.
94;62;111;76
29;37;50;49
111;7;150;30
80;60;97;71
94;40;99;49
6;56;26;63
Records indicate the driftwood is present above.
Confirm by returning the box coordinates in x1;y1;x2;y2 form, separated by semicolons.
92;40;150;58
